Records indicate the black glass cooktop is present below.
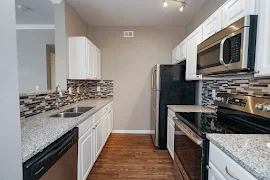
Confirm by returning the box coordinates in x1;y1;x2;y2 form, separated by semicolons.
176;108;270;136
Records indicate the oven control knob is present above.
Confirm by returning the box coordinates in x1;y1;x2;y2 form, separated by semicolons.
263;105;270;111
255;103;264;110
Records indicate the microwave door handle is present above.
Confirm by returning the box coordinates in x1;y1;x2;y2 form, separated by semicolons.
219;37;229;66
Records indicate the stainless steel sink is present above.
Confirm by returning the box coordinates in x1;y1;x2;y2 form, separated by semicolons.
50;112;83;118
64;106;93;113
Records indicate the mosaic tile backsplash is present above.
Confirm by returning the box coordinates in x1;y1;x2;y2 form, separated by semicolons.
202;78;270;109
20;80;113;118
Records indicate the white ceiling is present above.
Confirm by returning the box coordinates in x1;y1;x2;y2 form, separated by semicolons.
15;0;54;24
66;0;207;27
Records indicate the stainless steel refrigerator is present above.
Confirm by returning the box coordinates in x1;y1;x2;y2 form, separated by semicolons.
151;63;196;149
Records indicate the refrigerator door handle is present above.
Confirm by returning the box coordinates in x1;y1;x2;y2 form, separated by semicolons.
152;89;155;110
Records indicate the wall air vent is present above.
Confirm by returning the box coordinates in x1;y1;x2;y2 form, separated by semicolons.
123;31;134;38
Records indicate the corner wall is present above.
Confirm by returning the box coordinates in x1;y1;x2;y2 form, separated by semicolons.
88;26;186;131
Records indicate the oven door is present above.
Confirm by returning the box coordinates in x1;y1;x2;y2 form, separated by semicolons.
197;28;245;75
174;120;203;180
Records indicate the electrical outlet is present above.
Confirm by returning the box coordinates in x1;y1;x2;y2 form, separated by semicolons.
97;86;101;91
36;86;39;91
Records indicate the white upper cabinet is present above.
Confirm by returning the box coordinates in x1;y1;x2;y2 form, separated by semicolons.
178;40;187;62
69;36;101;80
186;26;203;80
172;47;177;64
202;10;222;41
255;0;270;77
222;0;256;28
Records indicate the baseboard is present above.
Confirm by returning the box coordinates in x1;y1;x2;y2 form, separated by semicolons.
112;130;153;134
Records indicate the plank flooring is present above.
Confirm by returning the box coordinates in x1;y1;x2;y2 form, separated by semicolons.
87;134;174;180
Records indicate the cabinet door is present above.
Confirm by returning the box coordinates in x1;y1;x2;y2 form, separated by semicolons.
110;110;113;132
178;40;186;62
222;0;256;28
87;41;94;79
93;47;98;79
104;112;110;140
97;48;101;80
186;26;203;80
208;162;226;180
78;128;94;180
95;117;105;158
255;0;270;77
172;48;177;64
202;10;222;40
167;116;174;160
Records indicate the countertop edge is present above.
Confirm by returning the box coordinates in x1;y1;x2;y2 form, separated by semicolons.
206;134;264;180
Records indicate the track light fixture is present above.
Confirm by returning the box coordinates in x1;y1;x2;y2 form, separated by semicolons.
163;0;186;12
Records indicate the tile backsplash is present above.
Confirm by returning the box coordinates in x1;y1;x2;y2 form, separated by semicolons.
202;78;270;108
20;80;113;118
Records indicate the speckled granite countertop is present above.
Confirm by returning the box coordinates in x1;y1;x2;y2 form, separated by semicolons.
21;98;113;163
167;105;215;113
207;134;270;180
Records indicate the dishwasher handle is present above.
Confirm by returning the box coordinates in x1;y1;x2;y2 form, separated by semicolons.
23;128;78;180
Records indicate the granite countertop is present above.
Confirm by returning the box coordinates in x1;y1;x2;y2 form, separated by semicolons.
21;98;113;163
207;134;270;180
167;105;215;113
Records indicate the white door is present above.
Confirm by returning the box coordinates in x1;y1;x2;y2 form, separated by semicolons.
167;117;174;160
222;0;256;28
87;41;94;79
78;128;94;180
95;118;104;158
50;53;56;90
202;10;222;40
186;26;203;80
208;163;226;180
255;0;270;77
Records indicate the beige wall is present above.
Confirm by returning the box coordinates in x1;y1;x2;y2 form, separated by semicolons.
65;1;88;37
88;27;186;130
186;0;227;36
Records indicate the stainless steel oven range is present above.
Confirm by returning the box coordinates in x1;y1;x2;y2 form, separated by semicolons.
173;93;270;180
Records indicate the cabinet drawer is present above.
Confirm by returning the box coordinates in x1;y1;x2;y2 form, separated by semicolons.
94;108;104;123
209;143;257;180
168;108;175;119
78;116;94;138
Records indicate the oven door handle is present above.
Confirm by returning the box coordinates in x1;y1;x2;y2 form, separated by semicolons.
175;121;203;147
219;36;230;67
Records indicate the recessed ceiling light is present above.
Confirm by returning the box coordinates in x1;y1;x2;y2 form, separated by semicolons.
17;5;32;12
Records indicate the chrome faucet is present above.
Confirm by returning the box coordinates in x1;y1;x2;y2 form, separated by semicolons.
55;85;63;111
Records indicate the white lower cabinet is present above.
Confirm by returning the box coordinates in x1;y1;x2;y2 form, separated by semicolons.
77;102;114;180
78;128;95;180
95;117;105;159
208;142;257;180
167;116;175;160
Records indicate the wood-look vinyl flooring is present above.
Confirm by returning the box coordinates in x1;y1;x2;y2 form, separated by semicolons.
87;134;174;180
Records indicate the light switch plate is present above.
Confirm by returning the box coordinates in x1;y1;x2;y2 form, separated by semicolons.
212;89;216;98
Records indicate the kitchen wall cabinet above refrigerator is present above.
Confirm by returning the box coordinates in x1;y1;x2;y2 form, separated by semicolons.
69;36;101;80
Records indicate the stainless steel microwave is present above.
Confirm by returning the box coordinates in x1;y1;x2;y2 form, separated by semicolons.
197;15;258;75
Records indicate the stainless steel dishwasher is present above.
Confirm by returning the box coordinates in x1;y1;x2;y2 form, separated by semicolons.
23;127;78;180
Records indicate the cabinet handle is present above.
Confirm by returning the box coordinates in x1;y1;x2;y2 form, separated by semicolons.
206;165;211;170
225;166;239;180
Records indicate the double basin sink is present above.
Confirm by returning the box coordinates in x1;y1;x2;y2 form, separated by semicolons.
50;106;94;118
